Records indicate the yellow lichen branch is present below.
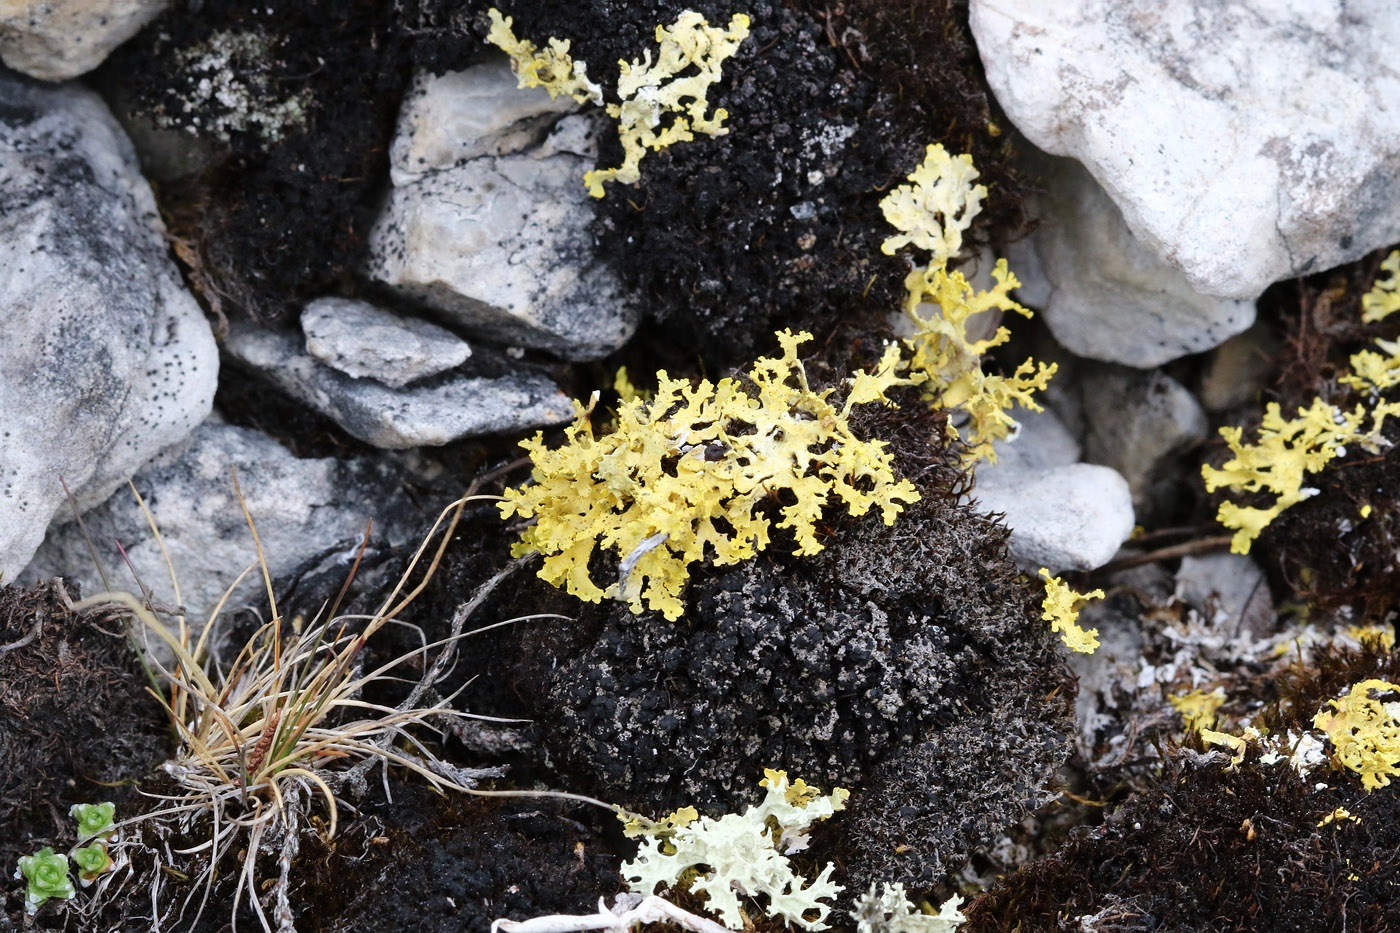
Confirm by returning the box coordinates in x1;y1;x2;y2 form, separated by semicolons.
881;144;1055;464
501;330;919;619
485;9;603;105
586;12;751;198
484;8;750;197
1314;679;1400;791
1361;250;1400;323
1038;568;1103;654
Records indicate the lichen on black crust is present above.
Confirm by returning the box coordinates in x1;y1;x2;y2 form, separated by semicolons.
966;643;1400;933
510;491;1073;889
494;0;1025;366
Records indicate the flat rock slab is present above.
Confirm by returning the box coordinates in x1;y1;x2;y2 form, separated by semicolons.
972;0;1400;299
302;297;472;389
0;73;216;581
225;323;571;449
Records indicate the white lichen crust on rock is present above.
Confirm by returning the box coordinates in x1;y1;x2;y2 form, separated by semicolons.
0;0;167;81
1007;155;1255;368
370;56;636;361
0;73;217;581
972;0;1400;300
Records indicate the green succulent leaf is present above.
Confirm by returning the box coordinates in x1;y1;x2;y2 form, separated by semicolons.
17;847;75;913
70;801;116;840
72;843;112;882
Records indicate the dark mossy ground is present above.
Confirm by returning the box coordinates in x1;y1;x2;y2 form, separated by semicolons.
0;582;168;877
965;644;1400;933
11;1;1400;930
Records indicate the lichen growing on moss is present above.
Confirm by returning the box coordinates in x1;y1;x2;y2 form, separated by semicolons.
501;330;918;620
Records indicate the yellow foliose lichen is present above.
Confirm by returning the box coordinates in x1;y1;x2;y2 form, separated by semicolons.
880;143;986;265
486;9;750;197
1038;569;1103;654
485;9;603;105
1313;679;1400;791
501;330;919;620
881;144;1054;464
1361;250;1400;323
1169;687;1227;733
585;11;750;197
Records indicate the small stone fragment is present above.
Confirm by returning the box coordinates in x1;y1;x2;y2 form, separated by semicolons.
225;322;570;449
302;297;472;389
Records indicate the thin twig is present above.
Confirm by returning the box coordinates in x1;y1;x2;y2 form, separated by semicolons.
1097;536;1234;573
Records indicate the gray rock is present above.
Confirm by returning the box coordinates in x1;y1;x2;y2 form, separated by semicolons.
1007;155;1255;367
0;0;167;81
371;58;636;361
368;151;636;361
1081;364;1207;509
1198;322;1282;414
389;57;577;186
301;297;472;388
976;459;1134;573
224;322;571;449
0;75;217;582
25;420;420;631
1176;553;1274;637
971;0;1400;300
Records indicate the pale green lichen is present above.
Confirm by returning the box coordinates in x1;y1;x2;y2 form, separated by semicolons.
622;770;847;930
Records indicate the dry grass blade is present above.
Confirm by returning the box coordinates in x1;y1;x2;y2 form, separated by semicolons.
67;482;612;932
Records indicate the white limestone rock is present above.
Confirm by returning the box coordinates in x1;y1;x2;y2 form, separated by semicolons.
0;0;166;81
369;151;635;360
370;58;635;361
0;75;217;581
225;322;570;449
302;297;472;388
25;420;420;629
971;0;1400;300
974;408;1133;573
976;463;1134;574
1007;155;1255;367
389;57;576;186
1080;364;1208;509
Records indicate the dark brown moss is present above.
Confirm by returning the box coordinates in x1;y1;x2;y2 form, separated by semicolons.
0;582;168;875
964;643;1400;933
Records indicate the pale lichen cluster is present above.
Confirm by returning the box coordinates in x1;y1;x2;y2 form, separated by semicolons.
623;770;848;930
